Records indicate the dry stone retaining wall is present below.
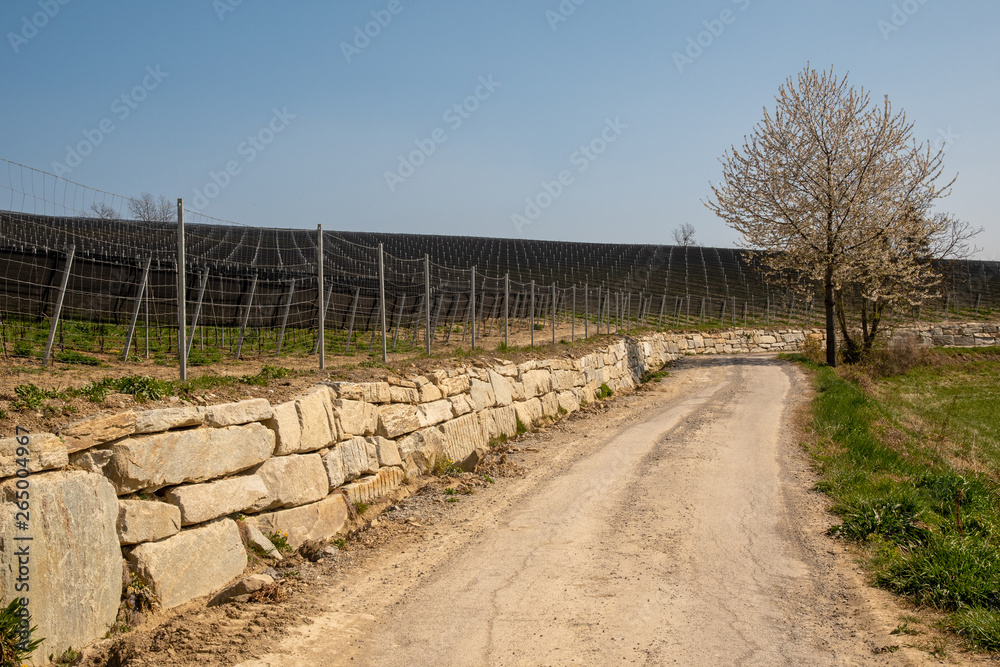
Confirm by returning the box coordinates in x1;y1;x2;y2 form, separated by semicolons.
4;323;997;657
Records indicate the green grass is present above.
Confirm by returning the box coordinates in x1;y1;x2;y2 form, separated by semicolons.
801;350;1000;652
0;597;42;666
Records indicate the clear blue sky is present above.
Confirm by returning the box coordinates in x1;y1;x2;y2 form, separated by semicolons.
3;0;998;257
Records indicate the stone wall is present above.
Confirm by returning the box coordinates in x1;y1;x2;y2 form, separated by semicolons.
4;323;991;657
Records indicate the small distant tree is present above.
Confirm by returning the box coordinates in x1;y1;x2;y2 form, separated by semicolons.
88;202;119;220
128;193;174;222
706;65;969;366
672;223;697;247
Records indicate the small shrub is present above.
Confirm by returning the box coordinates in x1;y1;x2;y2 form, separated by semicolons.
0;409;8;421
800;336;826;365
533;323;544;331
54;350;101;366
596;383;614;400
11;384;59;411
267;531;293;553
432;457;462;476
333;538;347;550
557;406;568;416
116;376;169;402
0;597;43;666
354;502;369;515
515;418;529;435
53;646;82;664
241;365;291;386
11;340;35;358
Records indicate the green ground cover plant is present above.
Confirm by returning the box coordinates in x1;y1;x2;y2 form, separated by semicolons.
794;346;1000;652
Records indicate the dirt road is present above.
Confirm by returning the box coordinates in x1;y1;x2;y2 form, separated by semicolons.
238;356;944;666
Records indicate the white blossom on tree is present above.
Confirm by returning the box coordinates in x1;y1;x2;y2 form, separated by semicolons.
705;65;970;365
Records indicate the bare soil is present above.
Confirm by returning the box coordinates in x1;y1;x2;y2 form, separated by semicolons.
0;320;627;437
70;355;991;666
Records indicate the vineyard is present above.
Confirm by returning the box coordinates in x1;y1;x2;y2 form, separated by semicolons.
2;158;999;375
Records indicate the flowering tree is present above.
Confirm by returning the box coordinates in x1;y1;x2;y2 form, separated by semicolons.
706;66;968;365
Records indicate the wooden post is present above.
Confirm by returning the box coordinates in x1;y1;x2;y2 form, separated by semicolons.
42;244;76;366
122;256;151;361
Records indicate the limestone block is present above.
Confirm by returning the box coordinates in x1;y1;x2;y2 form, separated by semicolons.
134;406;208;435
250;454;328;511
374;436;403;468
69;447;113;475
513;398;544;429
469;378;497;411
322;447;347;490
337;436;380;481
0;471;120;659
553;370;583;391
440;414;487;464
105;423;275;494
520;370;553;398
377;404;421;439
417;382;444;403
758;335;777;344
493;363;518;377
212;573;274;605
117;499;181;545
58;411;136;453
264;401;301;456
479;406;518;442
0;432;68;478
396;427;445;472
164;475;269;525
541;392;560;418
292;388;339;455
435;374;470;397
389;385;420;403
333;399;379;437
327;381;391;403
508;379;526;401
449;394;474;417
488;370;514;406
204;398;273;428
248;493;349;549
237;521;282;560
127;519;247;609
341;467;405;506
388;377;418;388
517;360;538;373
557;391;581;414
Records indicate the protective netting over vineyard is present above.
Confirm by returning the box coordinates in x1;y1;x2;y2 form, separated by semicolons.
2;158;999;367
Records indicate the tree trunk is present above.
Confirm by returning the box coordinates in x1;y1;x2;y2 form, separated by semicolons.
825;266;837;366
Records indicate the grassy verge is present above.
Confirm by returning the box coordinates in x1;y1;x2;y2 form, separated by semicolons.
791;346;1000;652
